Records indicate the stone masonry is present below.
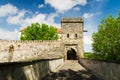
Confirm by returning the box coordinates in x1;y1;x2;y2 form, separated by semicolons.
61;18;84;58
0;17;84;62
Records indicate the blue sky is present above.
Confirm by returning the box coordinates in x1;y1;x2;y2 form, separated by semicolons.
0;0;120;52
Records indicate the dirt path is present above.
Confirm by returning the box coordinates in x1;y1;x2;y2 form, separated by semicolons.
42;60;100;80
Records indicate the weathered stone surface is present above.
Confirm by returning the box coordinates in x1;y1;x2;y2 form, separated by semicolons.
0;17;84;62
0;40;63;62
61;18;84;58
43;60;100;80
0;58;64;80
79;58;120;80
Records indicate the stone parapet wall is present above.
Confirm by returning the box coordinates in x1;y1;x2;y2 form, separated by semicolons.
61;17;84;23
79;58;120;80
0;58;64;80
0;39;61;48
0;39;62;62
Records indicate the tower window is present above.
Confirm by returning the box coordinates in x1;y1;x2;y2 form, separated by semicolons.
75;34;77;38
67;34;69;38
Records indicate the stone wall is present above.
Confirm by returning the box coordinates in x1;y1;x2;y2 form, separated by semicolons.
0;17;85;62
0;39;63;62
61;18;84;58
0;58;64;80
61;17;83;40
79;58;120;80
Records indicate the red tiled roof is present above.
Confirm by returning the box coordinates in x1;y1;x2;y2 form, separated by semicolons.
20;27;26;32
57;28;62;34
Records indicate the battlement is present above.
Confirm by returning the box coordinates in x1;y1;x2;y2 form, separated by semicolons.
0;39;61;44
0;39;62;53
61;17;84;23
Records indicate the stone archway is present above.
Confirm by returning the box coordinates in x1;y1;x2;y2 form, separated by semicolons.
67;48;77;60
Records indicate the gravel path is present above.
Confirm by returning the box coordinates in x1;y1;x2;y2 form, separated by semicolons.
42;60;100;80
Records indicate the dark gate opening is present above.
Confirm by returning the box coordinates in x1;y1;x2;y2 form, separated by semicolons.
67;48;77;60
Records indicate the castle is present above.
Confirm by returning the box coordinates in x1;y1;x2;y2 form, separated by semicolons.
0;18;85;62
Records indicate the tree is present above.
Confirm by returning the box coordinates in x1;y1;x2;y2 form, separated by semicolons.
92;11;120;61
20;23;59;40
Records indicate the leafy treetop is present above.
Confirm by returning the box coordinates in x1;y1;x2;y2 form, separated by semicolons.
92;11;120;61
20;23;59;40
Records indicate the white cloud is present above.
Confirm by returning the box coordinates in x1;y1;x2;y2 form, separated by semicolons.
73;7;80;11
84;34;93;52
83;13;101;52
45;0;87;12
25;13;46;24
7;10;26;25
3;3;60;32
23;12;60;28
0;28;19;40
83;12;102;20
84;35;92;45
7;11;60;30
83;13;94;19
19;13;47;30
84;44;92;52
0;4;18;17
45;13;59;26
38;4;44;8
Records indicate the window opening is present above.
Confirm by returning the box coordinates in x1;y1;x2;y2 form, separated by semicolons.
75;34;77;38
67;34;69;38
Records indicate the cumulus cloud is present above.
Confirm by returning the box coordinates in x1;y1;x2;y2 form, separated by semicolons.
83;13;94;19
45;0;87;12
73;7;80;11
7;11;60;30
7;10;26;25
0;3;60;40
84;35;92;45
2;3;60;30
23;13;60;29
83;13;101;52
0;28;20;40
0;4;18;17
83;12;102;19
25;13;46;25
38;4;44;8
84;33;93;52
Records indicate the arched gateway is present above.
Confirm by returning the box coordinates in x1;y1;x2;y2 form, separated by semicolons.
61;18;85;60
67;48;77;60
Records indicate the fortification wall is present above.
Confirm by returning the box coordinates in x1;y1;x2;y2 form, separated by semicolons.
79;58;120;80
0;58;64;80
61;17;84;23
0;39;63;62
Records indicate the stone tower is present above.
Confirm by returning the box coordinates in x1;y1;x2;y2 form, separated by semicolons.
61;18;84;59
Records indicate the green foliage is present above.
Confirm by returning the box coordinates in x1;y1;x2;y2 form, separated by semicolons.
84;52;94;58
20;23;59;40
92;11;120;61
84;52;105;60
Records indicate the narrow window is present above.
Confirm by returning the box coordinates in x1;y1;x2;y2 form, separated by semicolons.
67;34;69;38
75;34;77;38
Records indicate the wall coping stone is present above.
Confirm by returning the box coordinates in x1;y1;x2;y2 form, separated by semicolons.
80;58;120;64
0;58;63;67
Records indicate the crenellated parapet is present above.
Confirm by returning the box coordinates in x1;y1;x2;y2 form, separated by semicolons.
0;39;60;43
61;17;84;23
0;39;62;51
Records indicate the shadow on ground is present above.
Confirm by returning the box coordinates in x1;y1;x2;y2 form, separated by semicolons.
42;69;100;80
